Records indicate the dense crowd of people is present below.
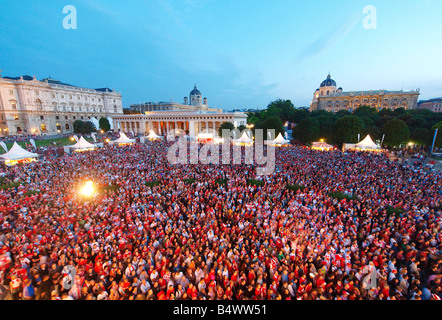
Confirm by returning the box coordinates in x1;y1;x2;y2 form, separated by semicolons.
0;139;441;300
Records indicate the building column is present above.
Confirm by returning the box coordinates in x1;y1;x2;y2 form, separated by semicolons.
189;121;196;137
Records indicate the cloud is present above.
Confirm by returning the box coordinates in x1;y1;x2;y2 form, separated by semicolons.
296;13;361;61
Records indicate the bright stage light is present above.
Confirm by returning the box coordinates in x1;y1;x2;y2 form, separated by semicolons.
80;181;95;197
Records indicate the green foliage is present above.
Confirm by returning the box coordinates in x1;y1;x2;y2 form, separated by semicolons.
247;179;265;186
382;119;410;147
287;184;305;192
23;190;41;197
243;98;441;148
99;117;111;132
219;122;235;136
293;117;320;143
432;121;442;148
73;120;97;134
183;178;196;184
334;115;365;144
215;179;228;185
386;206;404;218
102;184;120;192
254;116;285;139
0;181;23;190
145;180;161;187
329;191;357;201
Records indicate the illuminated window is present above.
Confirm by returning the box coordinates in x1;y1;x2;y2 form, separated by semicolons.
14;115;19;120
40;123;47;132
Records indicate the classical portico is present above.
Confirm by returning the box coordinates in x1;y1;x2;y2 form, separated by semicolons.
113;111;248;137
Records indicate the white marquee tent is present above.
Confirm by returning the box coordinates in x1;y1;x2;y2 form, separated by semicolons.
266;133;291;146
69;136;97;152
146;130;162;140
233;132;254;145
0;142;39;166
355;135;381;151
110;132;135;145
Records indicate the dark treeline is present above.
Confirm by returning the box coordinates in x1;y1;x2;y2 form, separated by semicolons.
247;99;442;149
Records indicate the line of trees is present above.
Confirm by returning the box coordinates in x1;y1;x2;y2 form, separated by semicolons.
73;117;111;134
246;100;442;149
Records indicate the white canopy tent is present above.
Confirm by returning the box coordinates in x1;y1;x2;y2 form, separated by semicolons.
312;141;333;151
1;142;39;166
233;132;254;145
69;136;97;152
110;132;135;145
355;135;381;151
266;133;290;146
146;130;162;140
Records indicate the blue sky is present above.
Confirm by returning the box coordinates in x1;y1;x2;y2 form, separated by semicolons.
1;0;441;110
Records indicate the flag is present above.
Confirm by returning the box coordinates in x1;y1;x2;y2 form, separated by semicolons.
358;134;360;142
0;141;8;153
91;133;97;142
285;132;288;139
267;131;272;140
29;139;36;149
431;129;438;153
381;134;385;146
74;135;79;142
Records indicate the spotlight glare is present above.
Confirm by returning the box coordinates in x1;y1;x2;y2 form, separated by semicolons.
80;181;95;197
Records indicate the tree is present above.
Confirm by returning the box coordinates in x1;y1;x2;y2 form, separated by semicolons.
84;121;97;134
431;121;442;148
99;117;111;132
219;122;235;136
255;116;285;140
382;119;410;147
292;117;320;143
410;127;431;146
265;99;296;123
73;120;84;134
73;120;96;134
334;115;365;144
317;115;337;143
353;105;378;118
237;124;247;132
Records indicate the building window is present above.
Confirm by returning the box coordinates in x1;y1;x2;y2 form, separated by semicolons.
65;116;68;120
14;115;19;120
9;90;13;95
40;116;44;120
40;123;47;132
36;99;43;111
10;100;17;110
65;124;70;130
56;116;60;120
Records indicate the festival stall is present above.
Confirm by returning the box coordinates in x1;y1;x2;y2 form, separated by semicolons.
110;132;135;146
233;132;254;146
69;136;97;152
342;135;383;152
197;132;215;143
0;142;39;166
266;133;291;146
355;135;382;152
311;141;333;151
146;130;162;141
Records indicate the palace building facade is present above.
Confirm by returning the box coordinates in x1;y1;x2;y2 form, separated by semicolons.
417;97;442;113
130;84;222;113
119;84;248;137
113;111;248;137
0;73;123;136
310;74;420;113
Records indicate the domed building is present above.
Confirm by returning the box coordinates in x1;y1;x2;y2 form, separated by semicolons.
132;84;213;113
310;74;420;113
